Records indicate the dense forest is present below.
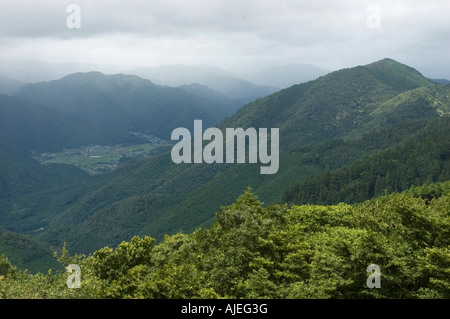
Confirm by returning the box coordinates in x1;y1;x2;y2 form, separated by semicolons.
1;180;449;299
1;59;449;299
3;59;450;259
283;115;450;205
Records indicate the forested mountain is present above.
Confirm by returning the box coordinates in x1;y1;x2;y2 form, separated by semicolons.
1;181;449;299
220;58;438;149
129;64;279;105
1;58;450;277
15;72;237;139
177;83;241;114
0;230;61;274
431;78;450;84
0;93;141;160
241;63;330;89
283;115;450;205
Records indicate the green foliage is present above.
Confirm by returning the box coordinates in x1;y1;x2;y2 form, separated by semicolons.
2;58;450;279
0;254;16;277
284;116;450;205
15;72;235;140
0;231;62;274
221;59;442;151
1;184;448;299
0;93;142;160
90;236;155;282
364;58;433;91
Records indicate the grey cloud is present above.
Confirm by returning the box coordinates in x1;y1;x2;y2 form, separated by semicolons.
0;0;448;78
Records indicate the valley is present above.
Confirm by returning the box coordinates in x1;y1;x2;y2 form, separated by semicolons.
33;139;172;175
0;58;449;299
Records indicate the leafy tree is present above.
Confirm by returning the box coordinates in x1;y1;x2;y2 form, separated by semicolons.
1;185;448;299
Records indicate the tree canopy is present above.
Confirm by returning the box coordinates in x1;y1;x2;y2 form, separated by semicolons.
1;182;449;299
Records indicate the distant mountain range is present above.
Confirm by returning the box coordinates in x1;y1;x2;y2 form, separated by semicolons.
0;59;332;103
430;78;450;84
1;58;450;273
129;63;330;104
129;64;279;105
15;71;239;140
240;63;330;88
0;73;23;95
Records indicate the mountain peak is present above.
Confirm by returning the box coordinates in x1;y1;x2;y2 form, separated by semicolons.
62;71;151;83
368;57;400;65
71;70;104;76
363;58;432;90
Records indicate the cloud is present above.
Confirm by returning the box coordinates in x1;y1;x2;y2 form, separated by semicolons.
0;0;448;77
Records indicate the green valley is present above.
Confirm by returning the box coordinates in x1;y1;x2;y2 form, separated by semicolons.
0;58;449;301
1;181;449;299
33;142;172;175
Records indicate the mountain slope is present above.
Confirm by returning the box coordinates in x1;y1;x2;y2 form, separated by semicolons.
0;93;141;160
221;59;436;150
24;59;448;253
241;63;330;88
364;58;433;91
0;230;61;273
177;83;242;118
15;72;236;140
3;59;450;263
130;64;279;105
283;115;450;205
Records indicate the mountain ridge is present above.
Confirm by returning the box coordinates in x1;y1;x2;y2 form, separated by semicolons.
15;71;237;140
30;59;450;253
220;58;436;150
2;58;450;269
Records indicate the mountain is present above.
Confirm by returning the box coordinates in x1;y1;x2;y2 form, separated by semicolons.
2;58;450;270
177;83;242;117
364;58;433;90
28;59;450;250
430;78;450;84
0;73;22;95
240;63;330;88
0;93;141;160
283;115;450;205
15;72;237;140
130;64;234;86
0;93;100;244
0;230;62;273
220;58;437;149
129;64;279;105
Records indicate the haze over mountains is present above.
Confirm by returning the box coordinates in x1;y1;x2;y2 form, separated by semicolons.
1;58;450;273
0;59;330;97
129;64;330;105
15;72;237;140
0;73;23;96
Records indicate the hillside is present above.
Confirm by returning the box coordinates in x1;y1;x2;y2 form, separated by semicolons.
241;63;330;88
29;60;450;253
0;230;61;273
283;115;450;205
15;72;237;140
1;181;449;298
130;64;279;105
0;93;142;160
177;83;241;114
2;58;450;270
221;59;436;149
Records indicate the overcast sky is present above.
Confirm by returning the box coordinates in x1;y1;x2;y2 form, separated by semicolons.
0;0;449;78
